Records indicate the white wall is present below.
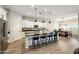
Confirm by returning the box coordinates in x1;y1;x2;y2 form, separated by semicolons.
0;6;7;20
53;21;59;30
22;20;33;28
7;10;22;43
58;14;79;36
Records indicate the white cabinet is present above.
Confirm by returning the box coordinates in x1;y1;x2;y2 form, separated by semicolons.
0;7;7;20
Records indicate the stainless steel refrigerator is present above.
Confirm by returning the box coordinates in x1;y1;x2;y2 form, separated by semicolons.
0;18;8;53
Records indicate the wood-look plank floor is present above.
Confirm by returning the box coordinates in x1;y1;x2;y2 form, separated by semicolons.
24;37;79;54
4;36;79;54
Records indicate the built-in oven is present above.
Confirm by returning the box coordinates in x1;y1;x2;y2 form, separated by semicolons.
0;18;8;53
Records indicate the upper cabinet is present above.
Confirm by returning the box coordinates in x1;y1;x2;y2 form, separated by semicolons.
0;6;7;20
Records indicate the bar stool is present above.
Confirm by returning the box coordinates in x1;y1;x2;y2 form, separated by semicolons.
40;34;47;46
32;36;40;49
47;34;52;44
43;33;48;44
50;32;54;43
54;32;58;42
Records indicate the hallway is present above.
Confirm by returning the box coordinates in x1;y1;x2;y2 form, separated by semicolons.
25;37;79;54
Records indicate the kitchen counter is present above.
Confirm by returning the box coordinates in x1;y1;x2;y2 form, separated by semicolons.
25;32;59;49
25;33;48;48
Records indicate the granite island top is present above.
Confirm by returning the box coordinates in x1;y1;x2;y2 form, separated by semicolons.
25;33;51;37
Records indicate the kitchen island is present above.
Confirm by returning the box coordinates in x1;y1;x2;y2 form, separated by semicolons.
24;32;59;49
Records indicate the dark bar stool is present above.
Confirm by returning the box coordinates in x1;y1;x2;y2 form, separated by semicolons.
54;32;58;42
32;35;40;49
40;34;47;46
47;34;52;44
50;32;54;43
43;33;48;44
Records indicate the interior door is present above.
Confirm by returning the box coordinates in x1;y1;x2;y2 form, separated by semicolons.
0;20;1;51
0;19;3;52
1;20;8;53
0;19;8;53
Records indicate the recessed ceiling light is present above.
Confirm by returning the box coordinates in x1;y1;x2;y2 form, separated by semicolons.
53;11;56;14
37;14;39;17
31;5;34;7
27;12;31;15
45;16;46;18
49;11;51;14
43;8;47;12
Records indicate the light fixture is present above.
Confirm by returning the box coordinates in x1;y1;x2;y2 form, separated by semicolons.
43;8;47;12
35;8;37;11
49;11;51;15
49;21;51;23
37;14;39;17
39;12;42;14
35;18;37;22
45;16;46;18
42;20;45;23
27;12;31;15
31;5;34;7
53;11;56;14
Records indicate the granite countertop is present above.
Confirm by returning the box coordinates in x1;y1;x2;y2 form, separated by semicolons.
25;33;52;37
25;34;35;37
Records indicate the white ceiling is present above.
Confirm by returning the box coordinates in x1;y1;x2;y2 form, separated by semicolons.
2;5;79;21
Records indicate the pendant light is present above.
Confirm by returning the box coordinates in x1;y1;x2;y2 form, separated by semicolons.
31;5;34;8
49;20;51;23
35;18;37;22
42;20;45;23
35;8;37;11
34;7;38;22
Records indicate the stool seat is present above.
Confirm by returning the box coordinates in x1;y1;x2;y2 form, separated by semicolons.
40;35;46;38
47;35;52;37
33;36;39;40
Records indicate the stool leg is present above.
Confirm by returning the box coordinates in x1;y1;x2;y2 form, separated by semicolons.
49;37;50;43
42;39;44;46
53;36;55;42
52;36;54;43
54;36;57;42
46;37;48;44
51;36;53;43
43;38;46;45
49;37;51;44
32;40;35;49
46;38;48;44
56;36;58;41
40;38;42;47
37;40;40;48
54;36;55;43
50;37;52;43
